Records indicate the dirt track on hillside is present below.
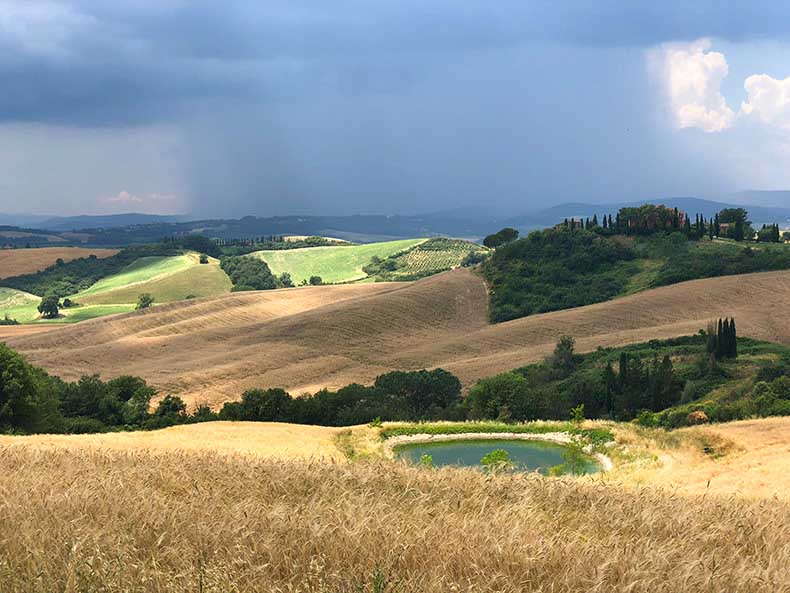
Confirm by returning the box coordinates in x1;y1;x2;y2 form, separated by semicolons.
6;268;790;407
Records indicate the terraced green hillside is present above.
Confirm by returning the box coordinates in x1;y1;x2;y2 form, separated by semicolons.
362;238;489;281
250;238;426;284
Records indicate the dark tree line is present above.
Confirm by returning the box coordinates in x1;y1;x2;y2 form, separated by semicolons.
466;338;684;423
0;341;464;434
0;343;189;434
219;369;463;426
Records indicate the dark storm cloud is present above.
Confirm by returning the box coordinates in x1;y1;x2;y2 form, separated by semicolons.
4;1;790;126
2;1;789;216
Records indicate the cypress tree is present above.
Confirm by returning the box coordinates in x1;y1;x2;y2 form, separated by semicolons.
723;318;732;358
716;318;725;360
592;214;598;227
714;213;720;237
730;318;738;358
708;218;714;240
604;361;616;414
706;321;717;354
602;215;608;229
618;352;628;391
734;220;744;241
684;215;692;236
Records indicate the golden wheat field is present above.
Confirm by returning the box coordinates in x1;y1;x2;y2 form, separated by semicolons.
616;416;790;499
4;417;790;591
0;421;346;460
1;442;789;593
6;268;790;408
0;246;118;280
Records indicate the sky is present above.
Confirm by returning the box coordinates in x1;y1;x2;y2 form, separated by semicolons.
1;1;789;217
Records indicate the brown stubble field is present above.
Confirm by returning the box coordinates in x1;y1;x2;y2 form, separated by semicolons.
0;246;118;280
6;267;790;408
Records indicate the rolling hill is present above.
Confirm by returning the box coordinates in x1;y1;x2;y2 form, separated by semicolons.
0;251;232;323
7;267;790;408
72;252;231;305
0;287;41;322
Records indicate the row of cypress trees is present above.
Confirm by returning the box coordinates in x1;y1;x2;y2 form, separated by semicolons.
564;209;711;239
707;318;738;360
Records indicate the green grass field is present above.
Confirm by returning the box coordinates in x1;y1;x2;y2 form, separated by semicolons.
251;238;427;284
73;255;194;299
0;289;136;324
2;253;232;324
73;253;232;306
0;287;41;323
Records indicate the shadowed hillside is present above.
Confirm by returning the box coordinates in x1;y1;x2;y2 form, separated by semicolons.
7;268;790;407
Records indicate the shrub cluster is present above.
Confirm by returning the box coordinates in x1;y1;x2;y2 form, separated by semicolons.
220;255;292;291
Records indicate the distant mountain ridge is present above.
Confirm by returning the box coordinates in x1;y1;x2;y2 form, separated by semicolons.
36;213;189;231
2;196;788;247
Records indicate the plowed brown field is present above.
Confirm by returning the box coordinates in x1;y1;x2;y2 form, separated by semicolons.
6;268;790;407
0;246;118;280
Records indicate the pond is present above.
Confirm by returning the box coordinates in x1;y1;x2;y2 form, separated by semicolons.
394;438;601;475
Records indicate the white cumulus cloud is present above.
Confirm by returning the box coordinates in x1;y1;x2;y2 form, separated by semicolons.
741;74;790;131
655;38;735;133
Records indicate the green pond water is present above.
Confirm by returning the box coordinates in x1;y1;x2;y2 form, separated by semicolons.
395;439;601;475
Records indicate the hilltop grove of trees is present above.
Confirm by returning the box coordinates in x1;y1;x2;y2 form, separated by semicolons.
483;227;519;249
482;204;790;323
482;226;637;321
